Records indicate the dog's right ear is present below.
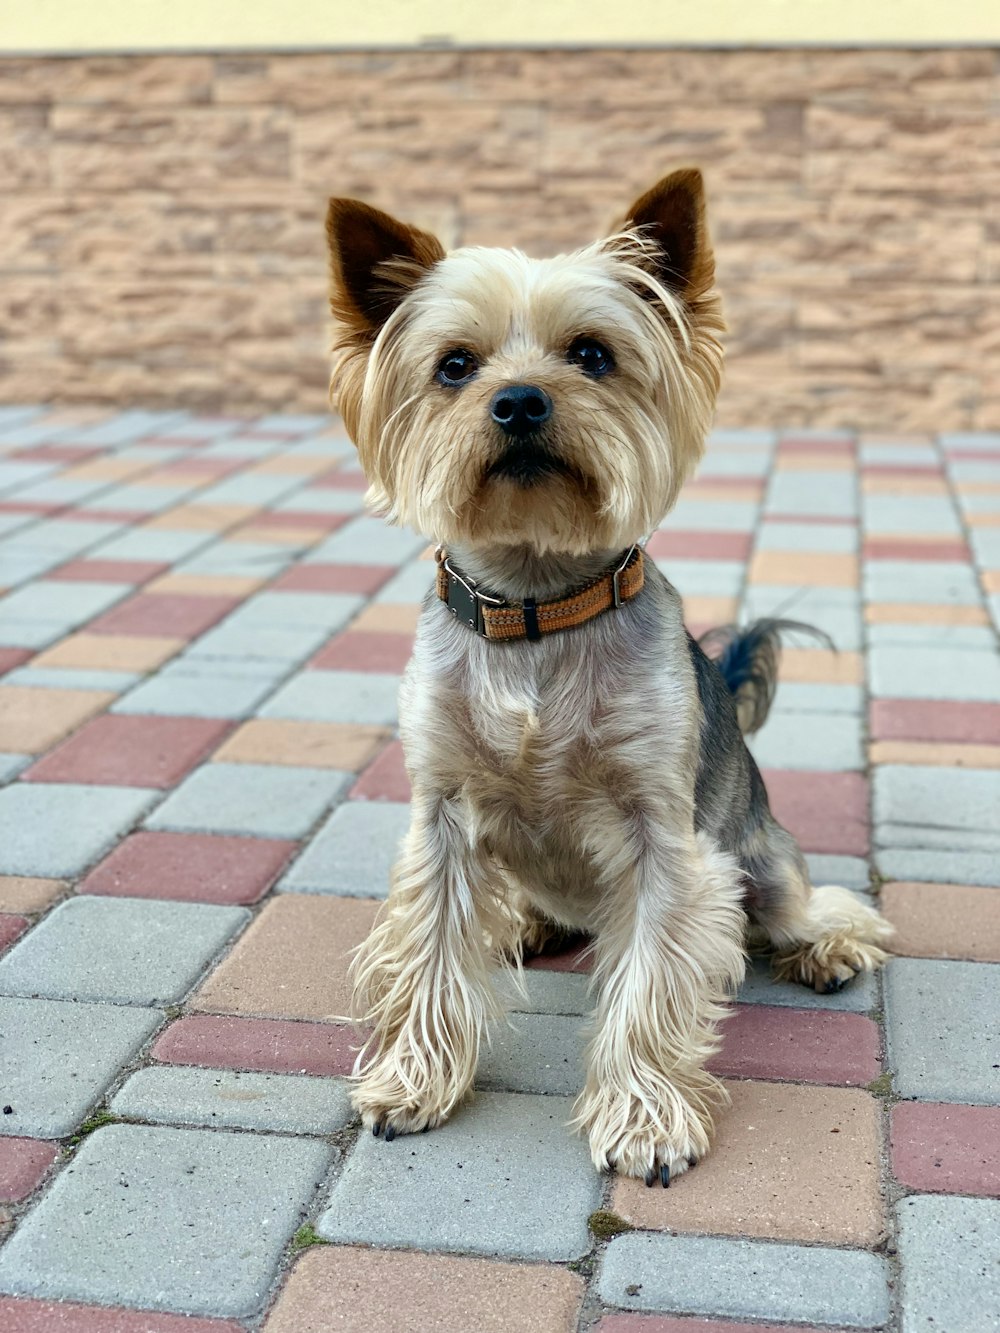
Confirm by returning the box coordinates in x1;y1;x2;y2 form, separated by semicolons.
326;199;445;341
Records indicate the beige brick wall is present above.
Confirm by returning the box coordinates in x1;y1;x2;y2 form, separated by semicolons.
1;48;997;429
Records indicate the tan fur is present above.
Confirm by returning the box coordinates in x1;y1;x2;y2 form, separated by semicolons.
329;169;891;1180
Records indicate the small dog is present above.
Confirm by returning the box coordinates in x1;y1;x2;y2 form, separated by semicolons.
324;169;892;1184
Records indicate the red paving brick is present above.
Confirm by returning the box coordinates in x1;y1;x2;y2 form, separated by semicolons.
47;559;170;584
350;740;410;802
870;698;1000;744
310;630;414;673
271;563;394;595
763;770;869;855
0;648;32;677
778;437;856;454
891;1102;1000;1197
23;715;232;788
314;465;369;490
645;530;753;561
709;1005;881;1086
9;445;103;464
87;593;239;638
79;830;296;905
152;1014;357;1076
862;538;970;562
0;1298;244;1332
0;914;28;954
0;1140;58;1203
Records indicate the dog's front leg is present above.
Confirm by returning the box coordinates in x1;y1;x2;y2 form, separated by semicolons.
350;787;501;1137
573;827;746;1183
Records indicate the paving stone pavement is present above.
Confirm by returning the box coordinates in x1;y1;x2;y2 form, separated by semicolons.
0;408;998;1330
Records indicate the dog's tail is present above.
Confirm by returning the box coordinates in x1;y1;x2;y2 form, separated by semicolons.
698;618;834;736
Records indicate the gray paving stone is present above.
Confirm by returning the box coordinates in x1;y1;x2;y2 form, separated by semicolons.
497;968;593;1016
261;670;401;726
770;682;864;715
0;461;58;495
663;500;759;531
0;619;66;649
478;1013;585;1095
112;671;277;719
222;590;363;632
304;515;427;564
805;853;872;891
158;654;290;684
255;413;331;433
747;711;863;771
10;518;124;554
869;644;1000;701
867;623;996;649
194;474;301;506
742;587;861;652
0;547;66;586
697;448;773;476
0;783;158;877
949;459;1000;485
318;1090;598;1261
280;800;410;896
757;522;858;553
275;487;365;516
598;1231;889;1328
862;495;962;535
0;579;128;629
177;542;297;578
897;1194;1000;1333
874;847;1000;887
860;444;940;466
863;560;982;605
0;752;30;783
656;558;745;598
885;958;1000;1103
765;471;858;518
0;996;161;1138
110;1066;354;1135
181;620;331;664
14;478;117;506
940;431;1000;450
0;1123;330;1317
874;766;1000;851
738;954;877;1012
0;405;42;432
73;408;189;445
0;896;248;1006
373;561;437;604
91;528;213;562
147;763;351;840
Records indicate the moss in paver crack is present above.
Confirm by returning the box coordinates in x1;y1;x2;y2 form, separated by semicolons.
866;1071;895;1099
67;1109;117;1145
289;1223;329;1253
588;1209;634;1240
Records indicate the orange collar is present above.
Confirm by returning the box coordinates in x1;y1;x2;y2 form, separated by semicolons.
435;546;644;642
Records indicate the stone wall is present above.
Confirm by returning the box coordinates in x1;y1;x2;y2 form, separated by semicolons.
1;48;997;429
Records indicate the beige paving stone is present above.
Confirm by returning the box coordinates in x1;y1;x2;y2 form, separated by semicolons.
191;893;379;1020
145;573;266;597
0;876;65;913
227;524;326;546
780;648;863;684
143;504;258;531
870;740;1000;769
882;882;1000;962
981;570;1000;594
212;718;390;770
35;632;184;671
681;484;763;502
612;1081;884;1246
251;455;331;476
865;603;990;626
351;603;422;633
682;595;739;625
0;686;114;753
862;476;949;495
775;453;854;471
264;1247;584;1333
749;551;858;588
60;456;153;482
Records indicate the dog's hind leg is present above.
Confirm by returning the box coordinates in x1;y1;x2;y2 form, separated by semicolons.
743;818;893;993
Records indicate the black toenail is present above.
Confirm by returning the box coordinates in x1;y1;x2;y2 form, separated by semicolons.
372;1122;382;1136
660;1164;670;1188
384;1125;396;1142
644;1168;656;1187
824;978;846;993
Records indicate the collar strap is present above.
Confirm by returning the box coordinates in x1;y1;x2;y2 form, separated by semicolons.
435;546;644;642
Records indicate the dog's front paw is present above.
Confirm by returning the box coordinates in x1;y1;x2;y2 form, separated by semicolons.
573;1076;721;1186
352;1047;470;1141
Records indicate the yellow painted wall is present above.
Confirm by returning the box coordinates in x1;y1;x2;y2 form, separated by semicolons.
3;0;1000;52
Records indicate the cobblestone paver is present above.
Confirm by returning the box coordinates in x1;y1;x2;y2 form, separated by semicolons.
0;408;998;1330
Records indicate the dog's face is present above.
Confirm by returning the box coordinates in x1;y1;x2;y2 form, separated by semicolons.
326;171;724;556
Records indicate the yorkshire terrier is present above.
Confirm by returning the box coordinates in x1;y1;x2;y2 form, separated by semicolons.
325;169;892;1184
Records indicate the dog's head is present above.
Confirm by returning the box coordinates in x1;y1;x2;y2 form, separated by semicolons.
325;171;724;556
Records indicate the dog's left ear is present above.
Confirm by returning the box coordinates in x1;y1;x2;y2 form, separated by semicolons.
623;168;715;303
326;198;445;341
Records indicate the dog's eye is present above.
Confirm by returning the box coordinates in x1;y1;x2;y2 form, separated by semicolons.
436;350;479;386
568;337;615;378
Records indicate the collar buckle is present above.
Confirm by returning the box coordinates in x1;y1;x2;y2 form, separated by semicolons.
442;557;505;637
611;544;637;609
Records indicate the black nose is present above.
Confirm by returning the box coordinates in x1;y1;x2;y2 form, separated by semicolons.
489;384;553;436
